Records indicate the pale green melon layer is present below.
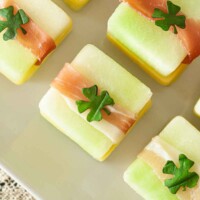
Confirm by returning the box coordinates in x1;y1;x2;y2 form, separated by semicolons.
124;158;178;200
71;44;152;115
17;0;72;41
107;3;187;76
171;0;200;19
160;116;200;163
0;32;37;83
64;0;89;10
39;88;113;161
194;99;200;117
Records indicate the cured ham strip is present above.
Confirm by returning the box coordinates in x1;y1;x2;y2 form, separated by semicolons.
102;105;135;133
51;63;91;101
139;136;200;200
51;63;135;141
0;0;56;64
178;19;200;63
121;0;168;18
122;0;200;63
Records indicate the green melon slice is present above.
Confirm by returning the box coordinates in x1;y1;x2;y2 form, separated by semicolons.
64;0;90;10
39;88;114;161
170;0;200;19
159;116;200;163
0;0;72;84
107;3;187;77
124;158;178;200
194;99;200;117
0;33;37;84
16;0;72;43
71;44;152;115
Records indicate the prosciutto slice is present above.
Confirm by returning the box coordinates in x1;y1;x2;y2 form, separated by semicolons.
51;63;136;143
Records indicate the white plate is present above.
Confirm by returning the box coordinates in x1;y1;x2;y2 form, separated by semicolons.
0;0;200;199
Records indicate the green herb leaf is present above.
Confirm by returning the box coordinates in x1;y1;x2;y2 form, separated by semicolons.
0;6;29;41
76;85;115;122
163;154;199;194
152;1;186;34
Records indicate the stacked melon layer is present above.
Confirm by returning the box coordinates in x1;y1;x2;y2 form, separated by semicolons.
39;44;152;161
107;2;199;85
124;116;200;199
0;0;72;84
64;0;90;10
195;99;200;117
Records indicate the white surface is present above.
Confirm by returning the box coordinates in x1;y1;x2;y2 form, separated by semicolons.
0;0;200;200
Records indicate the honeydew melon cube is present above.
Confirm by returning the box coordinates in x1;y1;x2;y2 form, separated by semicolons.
194;99;200;117
64;0;90;10
16;0;72;44
159;116;200;163
0;0;72;84
124;158;178;200
124;116;200;199
39;44;152;160
71;44;152;115
170;0;200;20
39;88;114;161
107;3;187;84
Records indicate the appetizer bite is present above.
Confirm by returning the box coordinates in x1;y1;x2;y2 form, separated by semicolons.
124;116;200;199
194;99;200;117
39;44;152;161
64;0;90;10
107;0;200;85
0;0;72;84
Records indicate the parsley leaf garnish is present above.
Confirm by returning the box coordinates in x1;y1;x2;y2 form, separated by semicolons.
76;85;115;122
163;154;199;194
0;6;29;41
152;1;186;34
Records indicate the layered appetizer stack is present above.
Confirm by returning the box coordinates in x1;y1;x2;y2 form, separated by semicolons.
124;116;200;199
0;0;72;84
39;44;152;161
107;0;200;85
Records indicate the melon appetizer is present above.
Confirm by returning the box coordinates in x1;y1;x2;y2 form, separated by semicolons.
124;116;200;199
39;44;152;161
194;99;200;117
107;0;200;85
0;0;72;84
64;0;90;10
